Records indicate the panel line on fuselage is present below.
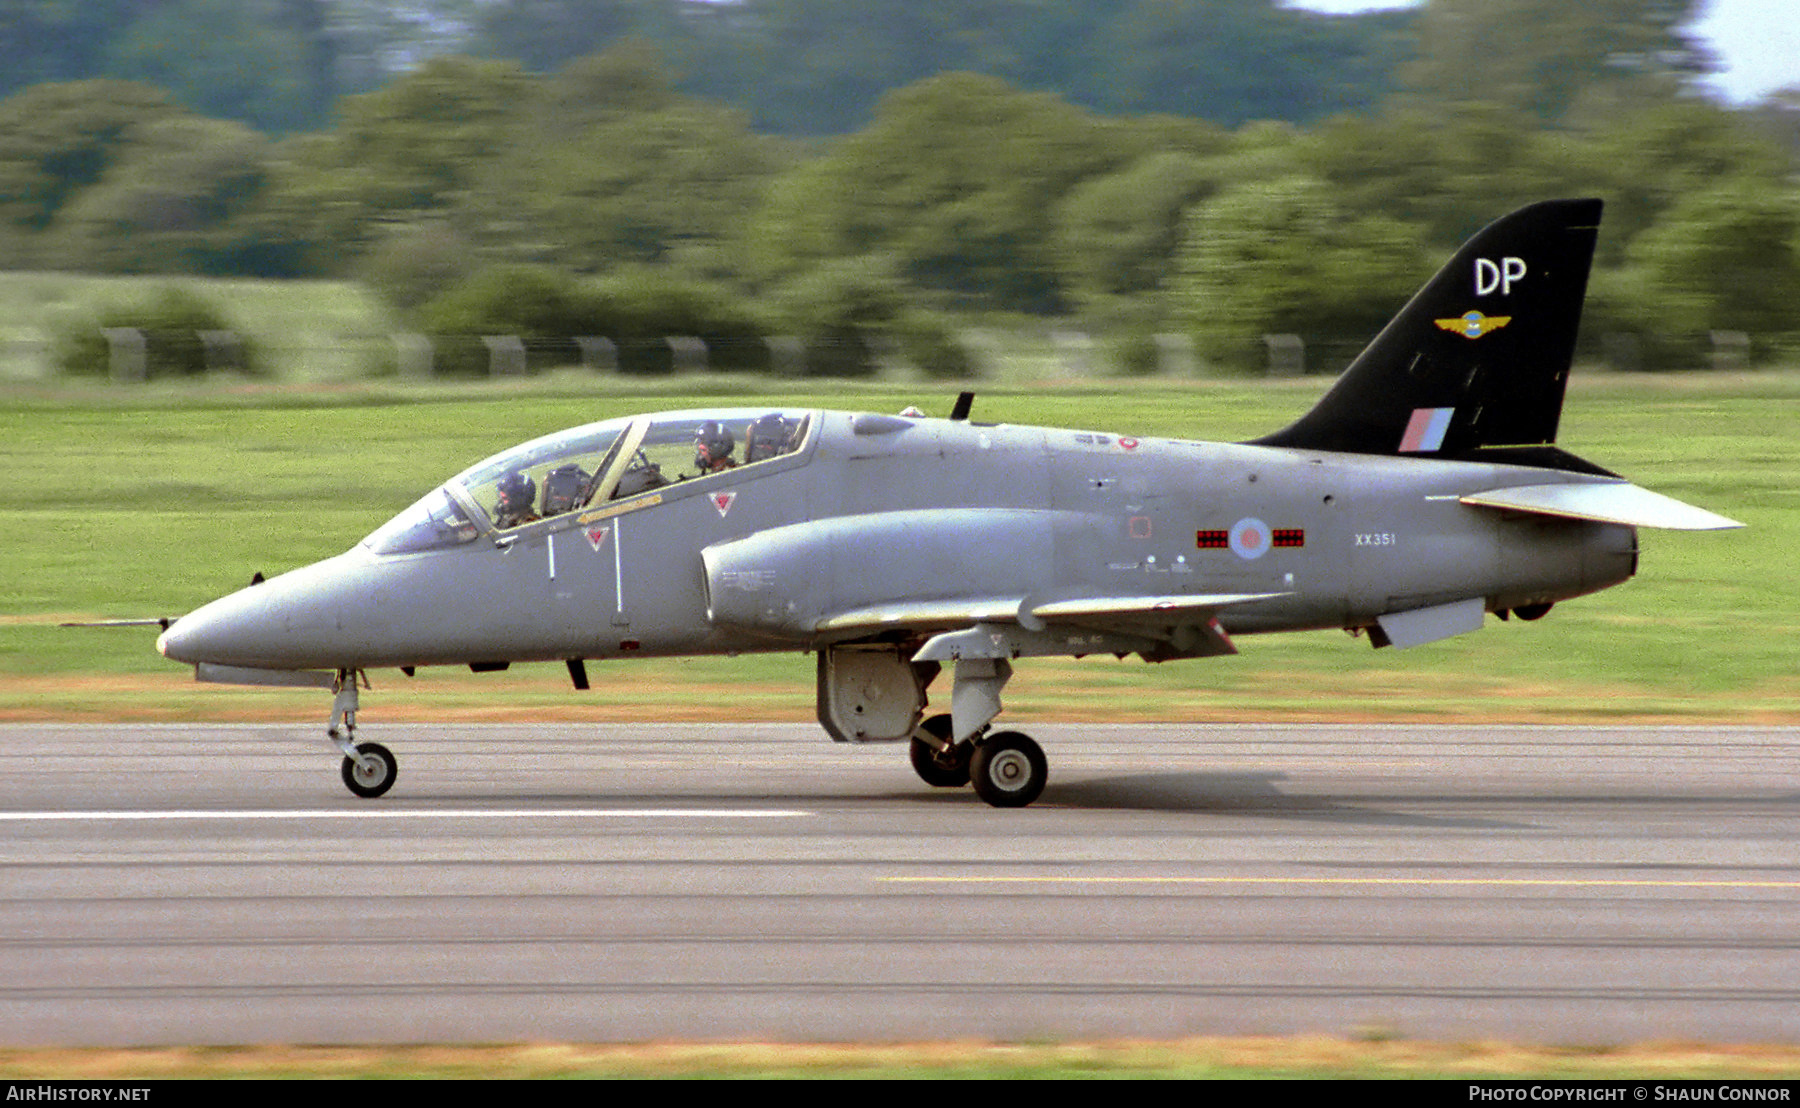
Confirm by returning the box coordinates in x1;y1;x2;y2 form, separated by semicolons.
613;516;626;622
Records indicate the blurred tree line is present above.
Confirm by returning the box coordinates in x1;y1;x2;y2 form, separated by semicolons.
4;0;1800;370
0;1;1418;136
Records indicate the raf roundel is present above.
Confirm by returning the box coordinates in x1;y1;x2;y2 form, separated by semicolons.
1229;517;1271;560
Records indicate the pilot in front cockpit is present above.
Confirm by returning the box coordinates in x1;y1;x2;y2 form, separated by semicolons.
493;471;540;529
695;420;737;474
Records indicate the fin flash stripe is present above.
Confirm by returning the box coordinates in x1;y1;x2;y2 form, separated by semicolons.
1400;407;1455;453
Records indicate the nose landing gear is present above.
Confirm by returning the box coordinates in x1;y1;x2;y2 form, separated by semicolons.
326;669;398;798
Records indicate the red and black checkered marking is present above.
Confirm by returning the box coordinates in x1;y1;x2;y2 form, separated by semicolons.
1197;528;1304;549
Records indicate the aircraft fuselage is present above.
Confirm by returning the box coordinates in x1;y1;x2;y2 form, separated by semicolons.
158;408;1635;674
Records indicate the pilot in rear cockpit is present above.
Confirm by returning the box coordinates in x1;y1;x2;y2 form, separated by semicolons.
695;420;736;474
539;463;589;516
493;471;540;529
744;413;791;463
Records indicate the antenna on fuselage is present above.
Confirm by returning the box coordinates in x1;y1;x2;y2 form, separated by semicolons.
949;391;974;421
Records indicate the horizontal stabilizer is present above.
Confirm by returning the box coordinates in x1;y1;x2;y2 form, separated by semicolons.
1460;483;1743;531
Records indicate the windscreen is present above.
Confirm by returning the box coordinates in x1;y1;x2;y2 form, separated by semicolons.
362;488;480;555
452;421;629;531
361;409;814;552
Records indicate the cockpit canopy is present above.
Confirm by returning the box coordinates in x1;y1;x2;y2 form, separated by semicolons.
363;408;814;555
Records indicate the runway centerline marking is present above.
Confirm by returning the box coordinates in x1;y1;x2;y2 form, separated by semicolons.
0;808;812;822
881;876;1800;890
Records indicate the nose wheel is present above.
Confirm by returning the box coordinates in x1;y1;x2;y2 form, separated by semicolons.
340;742;398;798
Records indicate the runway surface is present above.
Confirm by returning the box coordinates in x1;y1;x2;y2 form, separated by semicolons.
4;721;1799;1046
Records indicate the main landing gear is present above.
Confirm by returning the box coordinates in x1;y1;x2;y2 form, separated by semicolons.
901;653;1049;807
327;669;397;799
819;644;1051;808
911;714;1048;808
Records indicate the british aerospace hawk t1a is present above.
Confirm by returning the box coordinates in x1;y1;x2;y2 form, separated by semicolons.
152;198;1739;807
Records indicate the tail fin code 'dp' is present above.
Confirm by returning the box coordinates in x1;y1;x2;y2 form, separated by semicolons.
1253;198;1604;462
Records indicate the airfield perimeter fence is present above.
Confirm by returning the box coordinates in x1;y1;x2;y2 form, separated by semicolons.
4;327;1797;384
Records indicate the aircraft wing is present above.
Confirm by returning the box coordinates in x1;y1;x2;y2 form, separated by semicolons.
816;591;1289;663
813;597;1027;634
1460;482;1743;531
1021;592;1287;622
815;591;1285;635
810;589;1288;633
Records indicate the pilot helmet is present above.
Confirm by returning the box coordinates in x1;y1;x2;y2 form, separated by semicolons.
496;470;536;513
695;420;735;466
745;412;789;463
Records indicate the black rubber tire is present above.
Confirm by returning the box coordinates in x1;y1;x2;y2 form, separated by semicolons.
341;741;398;798
970;731;1047;808
909;713;972;788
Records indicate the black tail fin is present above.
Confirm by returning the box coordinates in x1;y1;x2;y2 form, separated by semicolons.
1252;198;1603;461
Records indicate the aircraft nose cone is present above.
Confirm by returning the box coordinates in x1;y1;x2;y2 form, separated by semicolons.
155;591;259;665
154;550;390;670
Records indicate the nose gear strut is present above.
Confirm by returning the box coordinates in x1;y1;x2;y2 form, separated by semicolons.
327;669;397;798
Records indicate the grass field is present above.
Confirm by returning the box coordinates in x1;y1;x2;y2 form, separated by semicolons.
2;368;1795;724
8;1039;1800;1079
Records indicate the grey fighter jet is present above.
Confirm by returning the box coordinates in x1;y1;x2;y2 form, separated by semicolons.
154;198;1739;807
